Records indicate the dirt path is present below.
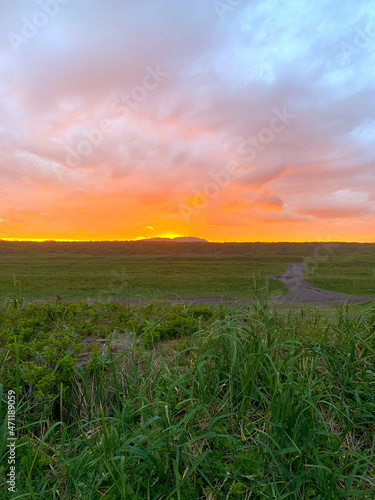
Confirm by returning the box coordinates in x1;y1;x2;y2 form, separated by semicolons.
270;262;374;305
169;262;374;306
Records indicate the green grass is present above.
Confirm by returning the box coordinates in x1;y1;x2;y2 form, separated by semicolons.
306;253;375;297
1;298;375;498
0;255;290;301
1;241;375;301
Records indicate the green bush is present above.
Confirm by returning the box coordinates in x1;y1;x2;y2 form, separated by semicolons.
141;307;200;345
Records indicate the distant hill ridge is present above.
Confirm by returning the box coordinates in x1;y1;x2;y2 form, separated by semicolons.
139;236;209;242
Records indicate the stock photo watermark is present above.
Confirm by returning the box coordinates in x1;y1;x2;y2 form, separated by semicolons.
63;65;169;170
106;268;131;297
335;19;375;67
4;389;17;493
213;0;244;19
8;0;71;53
179;105;295;222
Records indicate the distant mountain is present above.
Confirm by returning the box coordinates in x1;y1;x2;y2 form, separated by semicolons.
138;236;209;243
172;237;209;243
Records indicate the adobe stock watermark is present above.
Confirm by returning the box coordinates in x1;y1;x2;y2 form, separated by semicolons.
213;0;244;19
64;65;169;169
106;268;131;298
335;19;375;67
5;389;17;493
179;106;295;223
8;0;71;53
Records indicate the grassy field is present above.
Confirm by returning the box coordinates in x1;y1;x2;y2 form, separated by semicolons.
306;253;375;297
0;241;374;497
0;241;374;300
0;299;374;498
0;255;288;301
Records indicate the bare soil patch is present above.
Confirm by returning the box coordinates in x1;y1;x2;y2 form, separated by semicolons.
270;262;374;305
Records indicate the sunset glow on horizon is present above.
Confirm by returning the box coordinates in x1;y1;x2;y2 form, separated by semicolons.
1;1;375;243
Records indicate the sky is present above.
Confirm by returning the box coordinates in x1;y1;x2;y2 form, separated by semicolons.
1;0;375;242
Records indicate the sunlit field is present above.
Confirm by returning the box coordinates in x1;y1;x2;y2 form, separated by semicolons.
0;241;374;301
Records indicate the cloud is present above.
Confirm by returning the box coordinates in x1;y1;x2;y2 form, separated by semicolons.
251;192;284;211
0;0;374;241
295;189;374;219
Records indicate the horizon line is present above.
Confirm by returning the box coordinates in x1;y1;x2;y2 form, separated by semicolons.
1;238;375;244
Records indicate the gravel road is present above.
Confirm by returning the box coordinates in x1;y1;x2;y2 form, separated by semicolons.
270;262;374;305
